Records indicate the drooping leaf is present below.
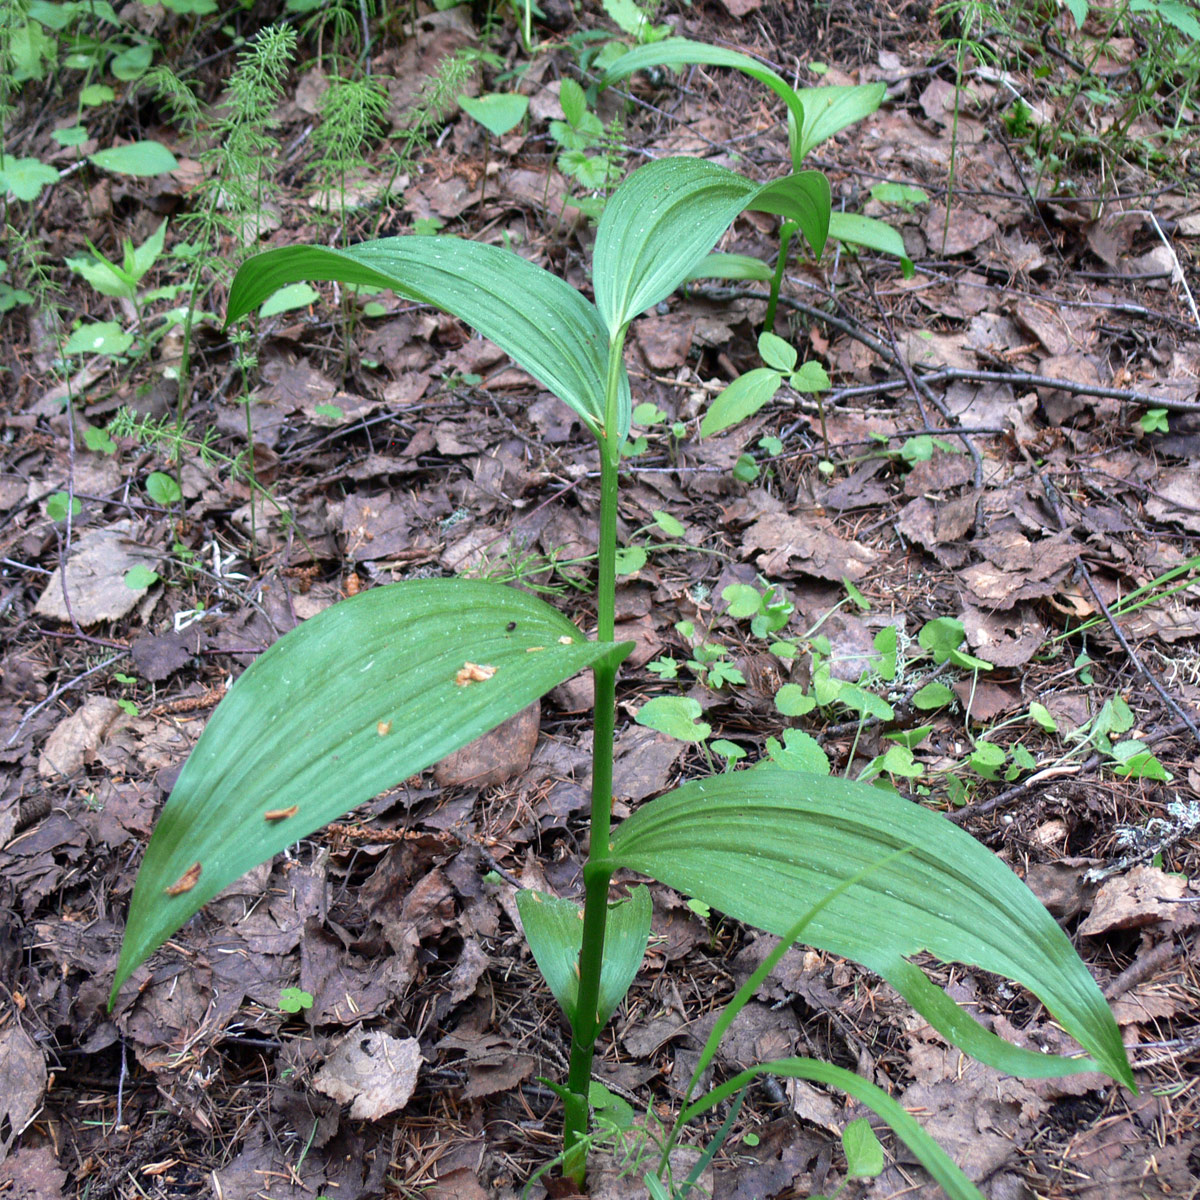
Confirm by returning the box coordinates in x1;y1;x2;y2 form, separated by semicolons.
681;1057;983;1200
607;769;1133;1088
828;211;912;273
600;39;806;148
112;579;632;1003
516;885;651;1028
746;171;830;257
683;252;773;283
594;158;761;336
225;237;627;444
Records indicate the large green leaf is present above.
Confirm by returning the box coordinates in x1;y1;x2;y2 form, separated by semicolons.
593;158;830;336
606;770;1133;1089
112;579;632;1003
789;83;886;164
225;237;626;444
516;885;651;1028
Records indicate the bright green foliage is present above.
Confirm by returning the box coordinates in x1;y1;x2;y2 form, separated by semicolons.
88;141;178;176
517;886;651;1027
226;235;624;445
0;155;59;201
458;90;528;137
606;770;1132;1087
67;219;167;300
64;321;131;357
701;328;831;437
111;580;630;1000
279;987;314;1013
635;695;711;742
113;151;1132;1193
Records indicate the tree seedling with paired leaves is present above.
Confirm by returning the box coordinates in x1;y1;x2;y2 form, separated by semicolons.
111;155;1132;1195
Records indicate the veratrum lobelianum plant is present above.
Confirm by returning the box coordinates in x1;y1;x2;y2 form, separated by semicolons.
111;156;1133;1194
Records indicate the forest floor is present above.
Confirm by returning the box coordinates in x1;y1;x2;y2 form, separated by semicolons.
2;1;1200;1197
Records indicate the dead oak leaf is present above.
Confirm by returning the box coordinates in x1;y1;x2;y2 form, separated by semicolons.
742;511;879;582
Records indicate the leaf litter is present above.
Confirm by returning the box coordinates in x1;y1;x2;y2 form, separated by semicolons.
2;2;1200;1198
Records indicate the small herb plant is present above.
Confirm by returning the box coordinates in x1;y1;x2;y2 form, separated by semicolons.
111;156;1132;1194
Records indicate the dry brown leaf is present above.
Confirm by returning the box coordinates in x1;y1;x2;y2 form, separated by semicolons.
0;1026;47;1164
742;511;879;581
313;1029;423;1120
33;522;162;626
1079;866;1192;936
37;696;124;780
434;702;538;789
923;204;998;255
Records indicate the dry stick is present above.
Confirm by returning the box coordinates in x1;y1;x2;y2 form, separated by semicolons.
7;652;128;747
693;286;1200;414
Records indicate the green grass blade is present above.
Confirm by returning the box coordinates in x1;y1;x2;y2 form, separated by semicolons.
112;579;632;1004
225;237;623;442
607;769;1133;1089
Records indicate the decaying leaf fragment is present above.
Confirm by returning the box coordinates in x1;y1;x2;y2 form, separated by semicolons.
455;661;497;686
264;806;299;822
164;862;202;895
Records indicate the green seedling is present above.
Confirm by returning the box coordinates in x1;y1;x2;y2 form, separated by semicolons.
550;77;625;216
279;986;314;1014
600;37;911;329
66;218;168;353
111;156;1131;1193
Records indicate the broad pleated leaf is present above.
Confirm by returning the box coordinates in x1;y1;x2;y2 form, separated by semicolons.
746;171;830;258
788;83;886;163
516;885;651;1028
113;580;631;1003
607;770;1133;1088
681;1057;983;1200
225;237;626;443
594;159;830;335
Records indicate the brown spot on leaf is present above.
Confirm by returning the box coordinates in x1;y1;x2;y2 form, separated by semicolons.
377;719;393;736
164;862;202;895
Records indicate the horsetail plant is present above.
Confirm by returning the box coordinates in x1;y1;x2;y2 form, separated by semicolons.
111;156;1132;1194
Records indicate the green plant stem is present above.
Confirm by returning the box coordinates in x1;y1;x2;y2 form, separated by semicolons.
763;221;794;331
562;356;625;1183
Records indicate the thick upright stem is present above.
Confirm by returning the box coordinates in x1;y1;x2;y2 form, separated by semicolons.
562;343;625;1185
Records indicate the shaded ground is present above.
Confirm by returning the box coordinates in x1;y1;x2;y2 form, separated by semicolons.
2;1;1200;1198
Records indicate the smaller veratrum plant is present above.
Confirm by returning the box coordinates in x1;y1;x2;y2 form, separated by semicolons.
111;156;1133;1195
